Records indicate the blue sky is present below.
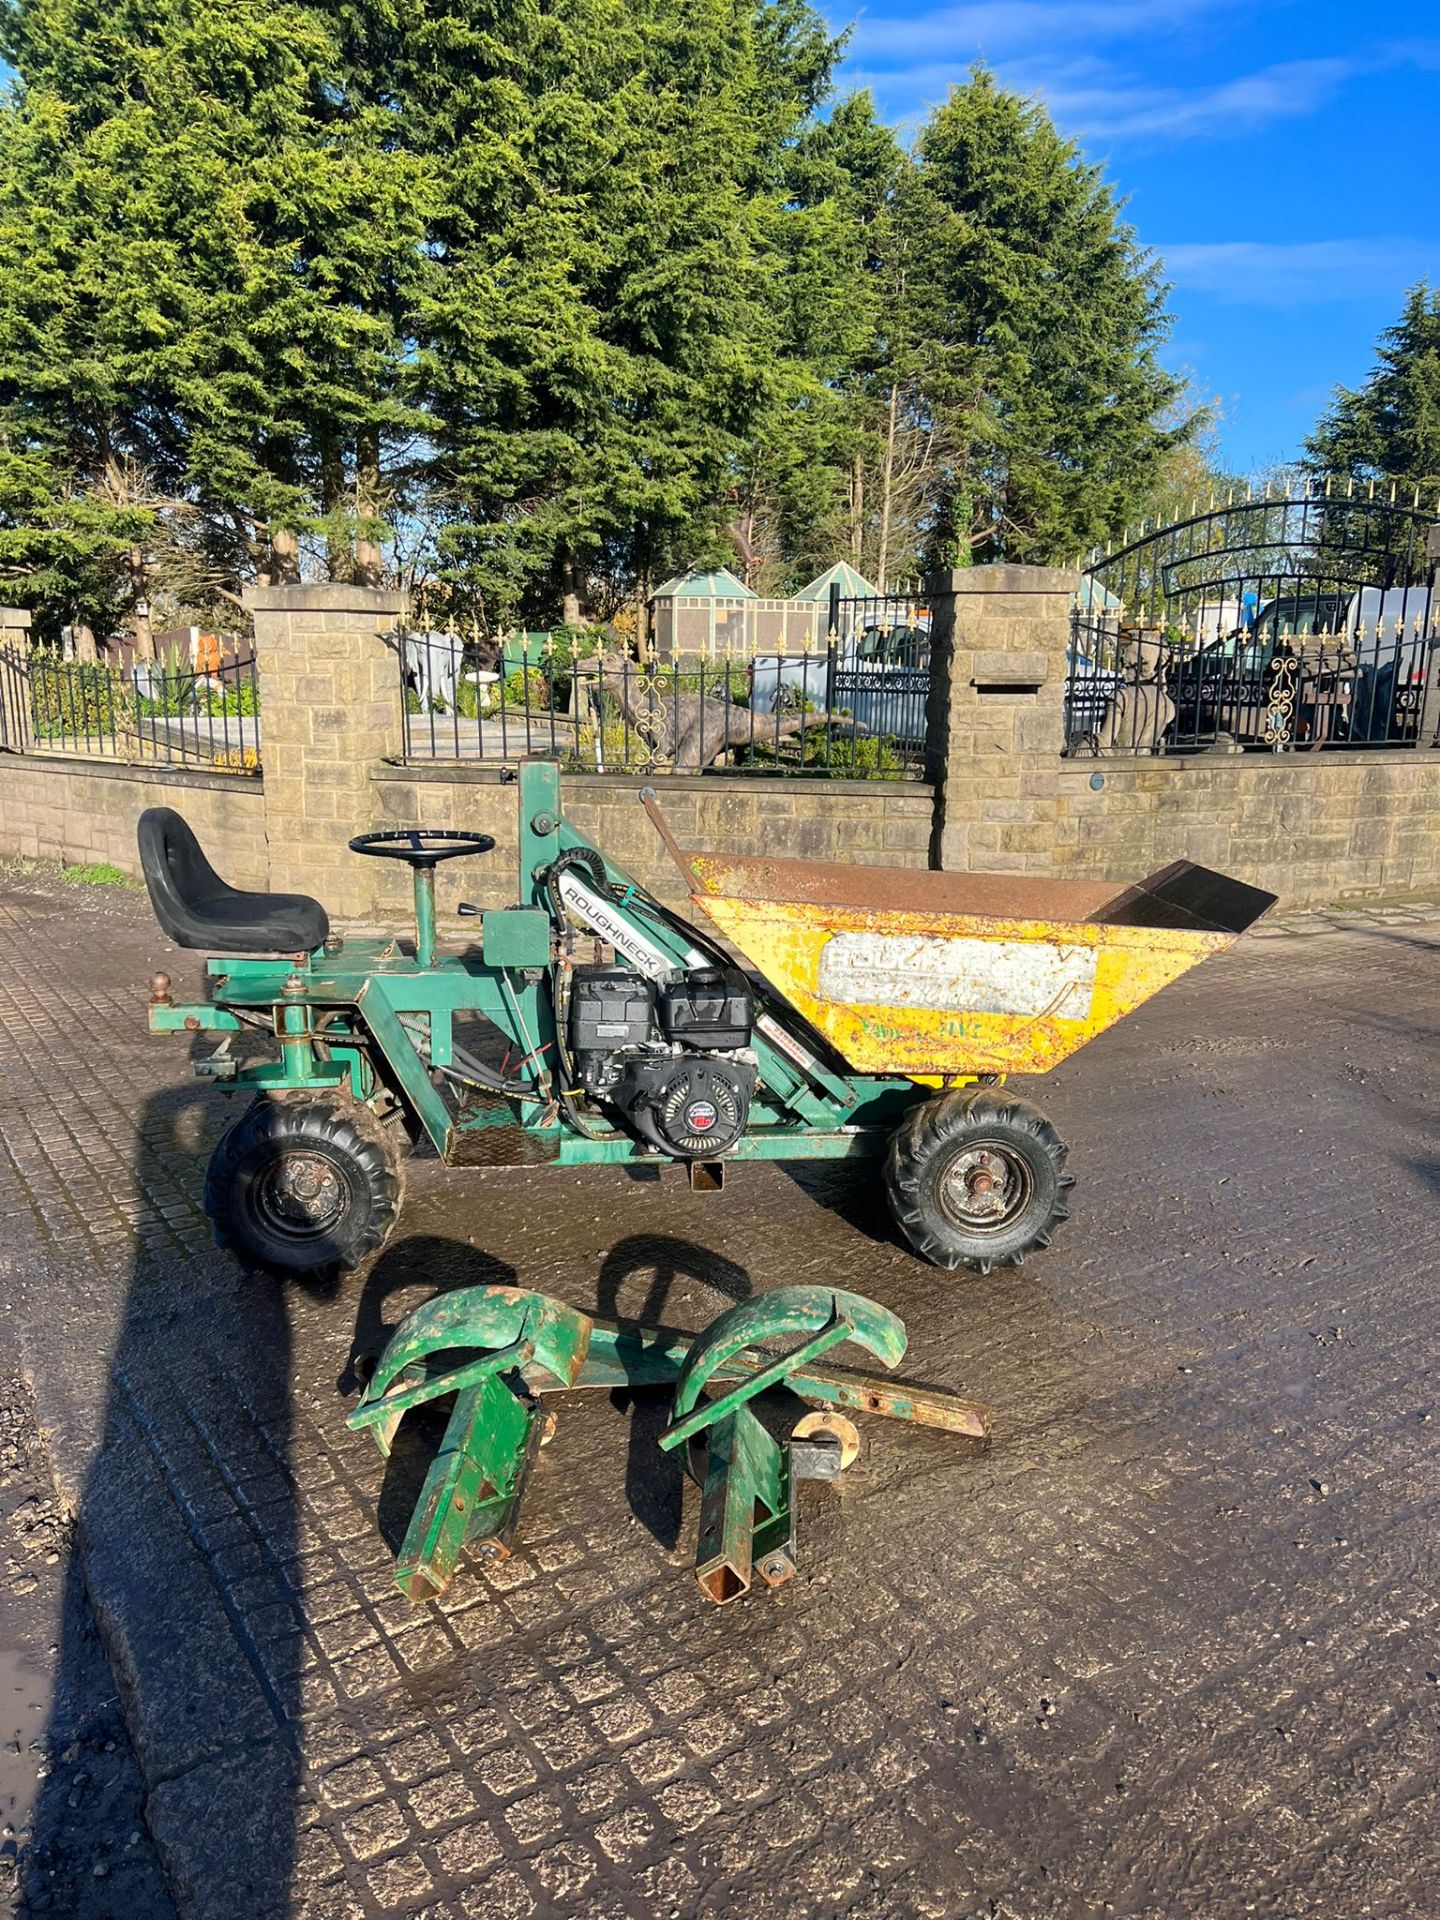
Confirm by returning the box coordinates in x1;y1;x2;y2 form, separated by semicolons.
831;0;1440;475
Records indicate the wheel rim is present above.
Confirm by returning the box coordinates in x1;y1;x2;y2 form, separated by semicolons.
937;1139;1034;1236
251;1148;352;1244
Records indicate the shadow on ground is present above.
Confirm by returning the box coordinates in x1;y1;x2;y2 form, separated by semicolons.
22;1085;311;1919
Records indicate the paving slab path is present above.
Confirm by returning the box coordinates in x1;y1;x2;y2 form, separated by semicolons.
0;866;1437;1920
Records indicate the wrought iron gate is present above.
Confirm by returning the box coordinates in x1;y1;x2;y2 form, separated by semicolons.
1068;483;1440;753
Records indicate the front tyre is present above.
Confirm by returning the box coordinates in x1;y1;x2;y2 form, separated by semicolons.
205;1096;402;1277
885;1089;1072;1274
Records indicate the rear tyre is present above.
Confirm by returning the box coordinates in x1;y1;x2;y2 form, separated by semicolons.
885;1088;1072;1274
205;1095;402;1277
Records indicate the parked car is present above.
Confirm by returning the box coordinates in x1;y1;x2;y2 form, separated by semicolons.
1169;583;1434;745
747;617;933;744
1166;631;1354;746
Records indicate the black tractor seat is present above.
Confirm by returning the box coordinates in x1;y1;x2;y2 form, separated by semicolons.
137;808;330;953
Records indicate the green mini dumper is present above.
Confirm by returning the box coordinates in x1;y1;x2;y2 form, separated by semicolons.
138;762;1272;1603
138;759;1273;1279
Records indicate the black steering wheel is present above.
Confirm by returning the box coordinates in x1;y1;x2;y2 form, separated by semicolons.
348;829;495;869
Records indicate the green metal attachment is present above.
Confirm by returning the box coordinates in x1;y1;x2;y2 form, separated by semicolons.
694;1409;795;1604
347;1282;987;1608
396;1373;543;1601
660;1286;906;1449
481;908;552;969
659;1286;907;1603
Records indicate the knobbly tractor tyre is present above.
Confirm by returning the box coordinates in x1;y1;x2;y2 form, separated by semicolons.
205;1095;403;1277
884;1088;1073;1275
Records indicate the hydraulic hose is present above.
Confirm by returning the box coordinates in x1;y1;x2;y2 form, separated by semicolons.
397;1015;544;1104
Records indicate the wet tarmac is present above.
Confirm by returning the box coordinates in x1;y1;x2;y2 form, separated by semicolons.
0;864;1437;1918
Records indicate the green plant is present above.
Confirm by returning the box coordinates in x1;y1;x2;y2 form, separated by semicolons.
134;669;260;722
28;659;122;738
205;675;259;718
672;665;751;701
562;720;655;771
60;861;136;886
805;733;907;775
501;667;551;711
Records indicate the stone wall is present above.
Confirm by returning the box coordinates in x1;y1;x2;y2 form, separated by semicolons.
369;766;937;918
243;583;409;922
1047;753;1440;903
0;753;268;888
3;575;1439;920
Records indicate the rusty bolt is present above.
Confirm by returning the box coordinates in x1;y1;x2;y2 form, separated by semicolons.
149;972;173;1004
183;1015;201;1031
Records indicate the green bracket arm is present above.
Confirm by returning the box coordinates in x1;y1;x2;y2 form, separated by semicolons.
659;1285;907;1451
149;1003;244;1033
347;1284;595;1453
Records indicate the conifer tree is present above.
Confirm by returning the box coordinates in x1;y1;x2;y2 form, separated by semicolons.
899;68;1185;567
0;0;429;635
1305;283;1440;491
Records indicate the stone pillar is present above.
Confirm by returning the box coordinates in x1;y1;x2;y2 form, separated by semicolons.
0;608;34;753
925;564;1077;872
244;584;408;921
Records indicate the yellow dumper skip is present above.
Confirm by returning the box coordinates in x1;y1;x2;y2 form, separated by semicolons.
678;852;1276;1080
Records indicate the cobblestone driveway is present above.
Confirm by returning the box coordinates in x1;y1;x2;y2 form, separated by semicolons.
0;872;1437;1920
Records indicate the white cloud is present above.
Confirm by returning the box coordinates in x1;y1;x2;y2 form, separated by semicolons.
1157;239;1436;305
838;9;1440;149
850;0;1222;62
1039;57;1354;139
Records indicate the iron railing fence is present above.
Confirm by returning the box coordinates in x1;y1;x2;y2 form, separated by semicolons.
1071;484;1440;754
1078;486;1440;635
1065;611;1439;754
398;630;930;779
0;645;27;753
0;646;261;771
823;587;934;758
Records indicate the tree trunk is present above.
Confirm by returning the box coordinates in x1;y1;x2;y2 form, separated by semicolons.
354;428;383;586
129;545;155;661
877;381;899;591
850;452;864;561
72;622;97;664
321;441;349;584
270;527;300;585
635;575;652;655
558;547;583;626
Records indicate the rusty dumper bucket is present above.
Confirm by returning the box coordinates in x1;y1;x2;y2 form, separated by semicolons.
672;850;1275;1080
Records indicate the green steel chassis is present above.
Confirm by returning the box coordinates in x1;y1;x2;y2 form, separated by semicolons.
149;759;922;1176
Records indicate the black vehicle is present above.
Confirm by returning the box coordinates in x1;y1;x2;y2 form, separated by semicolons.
1168;629;1356;748
1169;586;1432;747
